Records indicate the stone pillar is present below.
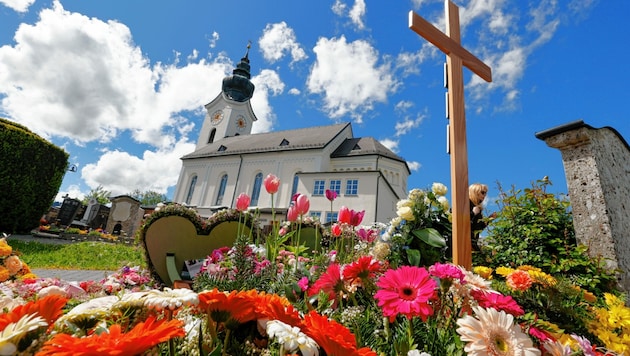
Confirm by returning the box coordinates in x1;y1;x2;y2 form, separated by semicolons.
536;120;630;292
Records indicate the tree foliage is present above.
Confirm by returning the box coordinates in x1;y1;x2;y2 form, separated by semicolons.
0;118;68;233
81;185;111;205
127;189;168;206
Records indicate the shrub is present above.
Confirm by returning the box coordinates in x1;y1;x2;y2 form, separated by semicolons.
477;178;618;295
0;118;68;233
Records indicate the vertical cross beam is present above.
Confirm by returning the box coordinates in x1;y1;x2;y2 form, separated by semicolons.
409;1;492;269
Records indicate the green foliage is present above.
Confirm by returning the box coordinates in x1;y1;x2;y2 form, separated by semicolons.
0;118;68;233
81;185;111;205
127;189;168;206
478;178;618;295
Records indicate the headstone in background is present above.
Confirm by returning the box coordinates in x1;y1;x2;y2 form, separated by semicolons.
536;120;630;292
107;195;143;237
57;198;81;226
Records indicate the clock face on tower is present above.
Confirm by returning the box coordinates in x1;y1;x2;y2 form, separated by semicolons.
210;110;224;126
235;115;247;131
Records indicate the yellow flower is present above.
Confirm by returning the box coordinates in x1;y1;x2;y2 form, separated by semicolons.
0;266;9;282
437;196;449;210
495;266;514;277
396;206;415;221
517;265;541;272
527;270;556;287
4;255;23;275
0;240;12;258
431;182;448;196
473;266;493;280
19;273;38;280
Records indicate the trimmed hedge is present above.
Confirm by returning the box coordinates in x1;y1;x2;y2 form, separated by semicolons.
0;118;68;233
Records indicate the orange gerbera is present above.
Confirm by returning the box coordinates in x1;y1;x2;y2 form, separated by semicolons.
302;310;372;355
198;289;257;325
0;295;67;330
506;270;533;291
254;292;302;328
36;315;184;356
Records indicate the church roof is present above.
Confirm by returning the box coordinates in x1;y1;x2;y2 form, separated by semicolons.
182;122;351;159
182;122;407;165
331;137;406;163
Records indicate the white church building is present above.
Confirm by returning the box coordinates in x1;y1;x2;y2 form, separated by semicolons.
172;48;411;227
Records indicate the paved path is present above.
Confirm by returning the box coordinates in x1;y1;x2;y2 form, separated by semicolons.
7;234;116;282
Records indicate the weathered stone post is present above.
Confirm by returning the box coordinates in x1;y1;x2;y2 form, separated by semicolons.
536;120;630;292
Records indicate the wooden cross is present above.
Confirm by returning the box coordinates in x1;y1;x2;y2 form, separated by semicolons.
409;0;492;269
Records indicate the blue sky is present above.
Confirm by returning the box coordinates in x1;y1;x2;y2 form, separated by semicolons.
1;0;628;211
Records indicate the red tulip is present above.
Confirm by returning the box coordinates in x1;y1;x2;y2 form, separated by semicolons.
287;205;298;222
325;189;338;201
295;194;310;215
338;206;351;224
338;206;364;226
264;174;280;194
235;193;250;212
331;223;342;237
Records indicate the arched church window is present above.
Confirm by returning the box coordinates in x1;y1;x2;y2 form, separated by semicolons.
208;128;216;144
186;175;197;205
251;173;263;206
215;174;228;205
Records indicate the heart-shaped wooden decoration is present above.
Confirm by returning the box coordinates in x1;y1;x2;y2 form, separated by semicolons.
143;215;252;286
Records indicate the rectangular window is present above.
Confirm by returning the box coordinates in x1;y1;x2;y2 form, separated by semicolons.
310;211;322;221
329;180;341;194
325;212;338;223
313;180;326;196
345;179;359;195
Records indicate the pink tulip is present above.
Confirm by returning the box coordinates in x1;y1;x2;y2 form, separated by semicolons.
295;194;310;215
287;205;298;222
331;223;342;237
264;174;280;194
235;193;250;212
325;189;338;201
350;210;365;227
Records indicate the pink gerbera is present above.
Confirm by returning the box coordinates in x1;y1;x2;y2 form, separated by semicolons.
374;266;437;322
470;289;524;316
429;262;465;283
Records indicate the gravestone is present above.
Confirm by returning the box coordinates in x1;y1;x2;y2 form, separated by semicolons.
106;195;143;237
536;120;630;292
57;198;81;226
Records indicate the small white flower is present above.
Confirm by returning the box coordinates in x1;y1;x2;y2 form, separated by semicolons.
266;320;319;356
408;350;432;356
437;196;450;210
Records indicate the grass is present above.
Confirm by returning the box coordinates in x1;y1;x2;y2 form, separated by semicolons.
9;240;146;271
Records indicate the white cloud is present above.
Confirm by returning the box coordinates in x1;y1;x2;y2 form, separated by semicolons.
288;88;301;95
208;31;220;48
258;22;307;64
379;138;399;153
395;115;424;137
407;161;421;172
0;0;34;12
250;69;285;133
306;36;399;122
81;139;196;196
348;0;367;30
55;184;86;202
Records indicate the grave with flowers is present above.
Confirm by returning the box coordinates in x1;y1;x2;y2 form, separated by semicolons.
0;175;628;355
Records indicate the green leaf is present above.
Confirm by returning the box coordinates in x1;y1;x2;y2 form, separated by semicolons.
412;228;446;248
407;248;421;266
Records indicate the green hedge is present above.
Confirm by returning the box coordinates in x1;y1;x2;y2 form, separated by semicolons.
0;118;68;233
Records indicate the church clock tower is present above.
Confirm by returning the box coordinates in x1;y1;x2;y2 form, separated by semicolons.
196;44;257;150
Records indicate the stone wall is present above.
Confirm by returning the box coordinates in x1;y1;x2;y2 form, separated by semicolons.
536;120;630;292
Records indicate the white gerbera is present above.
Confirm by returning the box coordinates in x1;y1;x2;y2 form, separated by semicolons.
431;182;448;196
144;287;199;311
266;320;319;356
456;306;540;356
0;313;47;355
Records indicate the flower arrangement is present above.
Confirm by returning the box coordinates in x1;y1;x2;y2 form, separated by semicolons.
0;237;36;283
0;178;628;355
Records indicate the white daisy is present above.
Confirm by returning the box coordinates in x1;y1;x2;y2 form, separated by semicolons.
266;320;319;356
0;313;47;355
456;306;540;356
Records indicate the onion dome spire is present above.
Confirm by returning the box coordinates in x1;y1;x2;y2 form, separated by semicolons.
222;41;255;102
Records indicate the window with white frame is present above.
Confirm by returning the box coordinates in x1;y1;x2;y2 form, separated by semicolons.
313;180;326;196
345;179;359;195
310;211;322;221
325;211;338;223
329;179;341;194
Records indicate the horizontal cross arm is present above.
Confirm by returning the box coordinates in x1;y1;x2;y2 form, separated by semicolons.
408;10;492;83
